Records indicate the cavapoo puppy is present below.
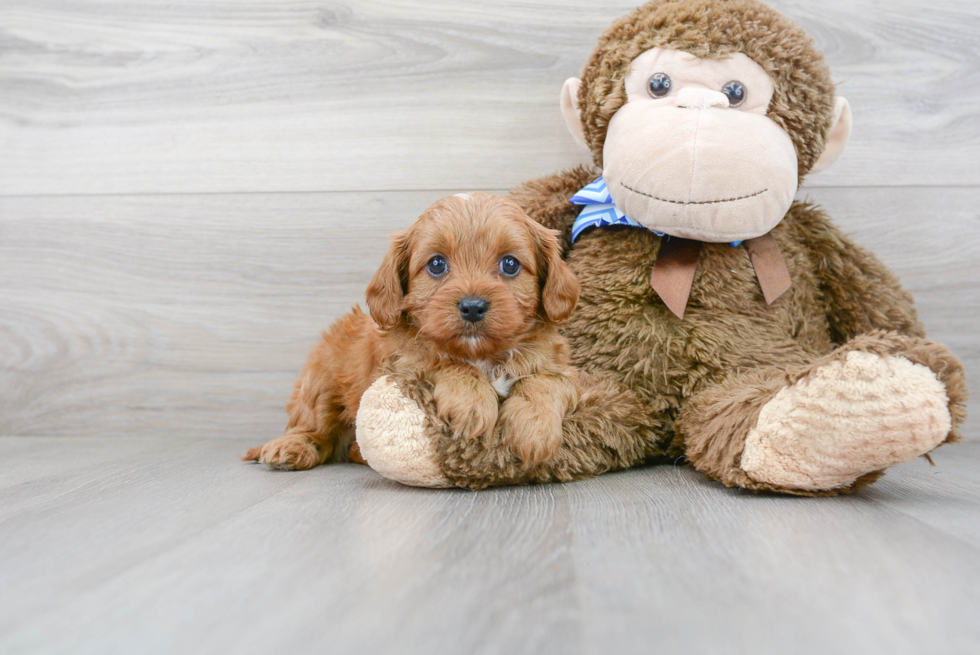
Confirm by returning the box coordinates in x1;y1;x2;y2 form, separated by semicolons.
243;192;581;471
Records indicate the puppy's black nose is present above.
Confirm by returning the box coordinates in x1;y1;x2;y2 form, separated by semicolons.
458;297;489;323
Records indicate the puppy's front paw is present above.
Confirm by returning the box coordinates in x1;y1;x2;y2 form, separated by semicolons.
242;433;321;470
499;398;563;467
433;382;499;438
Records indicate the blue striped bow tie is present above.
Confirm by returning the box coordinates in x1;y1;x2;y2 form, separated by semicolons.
570;177;743;247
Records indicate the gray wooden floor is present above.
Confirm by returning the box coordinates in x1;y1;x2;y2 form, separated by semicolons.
2;436;979;655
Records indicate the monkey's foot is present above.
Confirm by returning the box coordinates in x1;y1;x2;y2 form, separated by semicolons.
356;376;452;488
740;351;951;491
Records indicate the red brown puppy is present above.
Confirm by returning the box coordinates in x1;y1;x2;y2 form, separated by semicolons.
243;193;580;470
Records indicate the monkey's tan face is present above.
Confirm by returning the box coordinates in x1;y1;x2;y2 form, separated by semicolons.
597;48;801;242
601;48;800;242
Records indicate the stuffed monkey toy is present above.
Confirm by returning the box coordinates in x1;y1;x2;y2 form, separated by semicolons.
355;0;968;495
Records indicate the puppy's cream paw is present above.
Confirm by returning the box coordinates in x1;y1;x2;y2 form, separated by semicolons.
248;433;320;471
356;376;452;488
499;399;563;467
433;381;498;439
741;351;951;491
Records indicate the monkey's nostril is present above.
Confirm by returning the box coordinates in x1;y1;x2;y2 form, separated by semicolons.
458;297;489;323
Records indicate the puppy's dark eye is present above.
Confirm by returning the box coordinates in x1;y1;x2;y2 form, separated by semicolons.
721;80;746;107
427;255;448;277
648;72;671;98
499;256;521;277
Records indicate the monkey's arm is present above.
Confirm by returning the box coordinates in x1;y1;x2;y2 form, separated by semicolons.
791;202;925;343
509;165;599;254
356;370;664;489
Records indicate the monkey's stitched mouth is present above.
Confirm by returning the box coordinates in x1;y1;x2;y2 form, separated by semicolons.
621;182;768;205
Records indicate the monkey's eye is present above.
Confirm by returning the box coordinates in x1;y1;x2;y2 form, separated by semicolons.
427;255;448;277
722;80;746;107
647;72;672;98
499;256;521;277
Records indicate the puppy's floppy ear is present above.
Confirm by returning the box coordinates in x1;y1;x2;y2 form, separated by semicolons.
366;230;410;330
533;223;579;323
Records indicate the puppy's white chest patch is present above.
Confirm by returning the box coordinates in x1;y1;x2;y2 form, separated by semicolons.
490;373;517;398
468;359;516;398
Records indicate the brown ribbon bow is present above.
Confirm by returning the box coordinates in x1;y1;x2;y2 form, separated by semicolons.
649;232;791;319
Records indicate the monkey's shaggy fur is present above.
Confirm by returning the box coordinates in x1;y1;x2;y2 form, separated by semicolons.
360;0;967;494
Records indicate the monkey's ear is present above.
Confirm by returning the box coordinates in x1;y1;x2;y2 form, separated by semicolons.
810;97;852;174
365;231;410;330
560;77;589;152
535;225;580;323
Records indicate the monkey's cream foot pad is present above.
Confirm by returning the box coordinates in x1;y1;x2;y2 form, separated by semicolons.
741;351;952;491
356;375;451;488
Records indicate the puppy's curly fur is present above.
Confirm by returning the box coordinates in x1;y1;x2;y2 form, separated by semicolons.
243;193;581;470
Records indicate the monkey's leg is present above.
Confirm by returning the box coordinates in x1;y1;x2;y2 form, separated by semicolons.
676;331;966;495
356;371;666;489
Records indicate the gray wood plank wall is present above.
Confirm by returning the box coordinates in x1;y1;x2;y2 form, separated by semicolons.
2;0;978;439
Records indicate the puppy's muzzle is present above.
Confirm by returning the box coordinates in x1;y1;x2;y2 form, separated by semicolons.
458;297;489;323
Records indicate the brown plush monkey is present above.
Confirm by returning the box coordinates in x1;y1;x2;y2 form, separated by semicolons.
354;0;968;495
